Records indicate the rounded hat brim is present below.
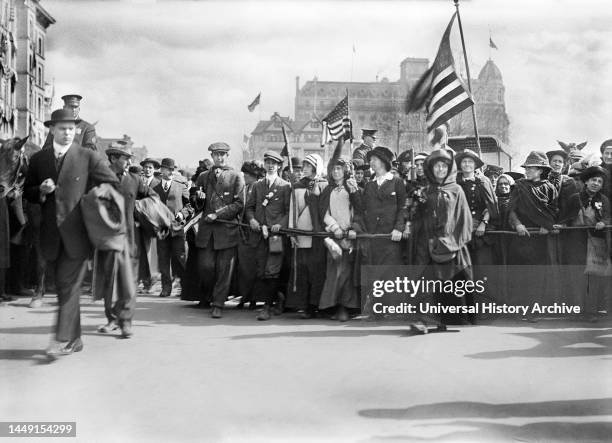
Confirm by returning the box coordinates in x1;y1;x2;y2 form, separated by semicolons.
140;159;161;168
44;118;81;128
456;151;484;169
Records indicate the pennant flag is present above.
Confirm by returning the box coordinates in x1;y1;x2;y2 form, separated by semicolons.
247;93;261;112
320;95;352;146
280;124;290;158
489;37;498;50
405;13;474;133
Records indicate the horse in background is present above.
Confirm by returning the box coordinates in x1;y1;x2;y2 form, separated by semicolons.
0;136;29;199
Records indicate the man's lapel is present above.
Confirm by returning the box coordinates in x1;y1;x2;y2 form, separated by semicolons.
57;143;79;183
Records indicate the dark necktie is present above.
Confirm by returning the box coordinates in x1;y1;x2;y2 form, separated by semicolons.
164;181;170;192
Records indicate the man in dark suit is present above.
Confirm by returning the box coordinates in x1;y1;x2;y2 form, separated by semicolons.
43;94;98;151
246;151;291;321
24;109;119;358
95;142;158;337
192;142;245;318
352;129;377;163
153;157;192;297
137;157;161;292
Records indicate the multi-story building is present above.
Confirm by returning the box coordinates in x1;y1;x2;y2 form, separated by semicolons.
0;0;18;139
15;0;54;147
250;57;510;163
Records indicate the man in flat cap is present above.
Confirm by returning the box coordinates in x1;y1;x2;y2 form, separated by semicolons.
43;94;98;151
152;157;193;298
96;142;158;337
24;109;119;358
190;142;245;318
352;129;377;162
246;150;291;321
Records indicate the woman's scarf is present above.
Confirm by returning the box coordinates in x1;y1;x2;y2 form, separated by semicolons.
510;178;558;229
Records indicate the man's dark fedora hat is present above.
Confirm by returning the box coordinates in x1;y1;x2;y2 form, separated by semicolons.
44;108;81;127
160;158;176;169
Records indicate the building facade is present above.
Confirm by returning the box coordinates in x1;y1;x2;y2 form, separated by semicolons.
250;57;510;162
0;0;18;139
15;0;54;147
98;134;148;165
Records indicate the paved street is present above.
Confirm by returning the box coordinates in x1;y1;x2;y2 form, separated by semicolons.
1;292;611;443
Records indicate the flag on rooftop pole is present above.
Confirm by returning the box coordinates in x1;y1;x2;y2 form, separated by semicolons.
489;37;498;50
247;93;261;112
320;94;352;147
405;12;474;134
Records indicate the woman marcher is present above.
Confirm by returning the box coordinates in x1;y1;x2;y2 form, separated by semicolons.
361;146;406;265
285;154;328;318
405;152;429;265
317;157;362;322
414;147;473;330
571;166;611;321
455;149;498;266
234;160;265;310
507;151;560;311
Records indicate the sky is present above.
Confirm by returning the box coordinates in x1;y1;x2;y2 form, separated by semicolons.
45;0;612;169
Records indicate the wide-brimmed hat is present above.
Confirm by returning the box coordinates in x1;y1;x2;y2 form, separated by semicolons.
44;108;81;127
160;158;176;169
546;149;569;162
263;150;283;164
366;146;394;171
241;161;265;178
140;157;161;168
456;149;484;170
105;140;133;157
521;151;551;170
580;165;609;183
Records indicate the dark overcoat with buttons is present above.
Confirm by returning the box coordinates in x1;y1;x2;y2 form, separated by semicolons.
245;176;291;247
24;143;119;261
192;166;245;250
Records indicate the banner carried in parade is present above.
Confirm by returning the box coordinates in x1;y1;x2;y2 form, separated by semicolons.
405;12;474;133
320;94;352;146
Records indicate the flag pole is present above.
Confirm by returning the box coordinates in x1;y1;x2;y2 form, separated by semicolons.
346;88;353;157
454;0;482;157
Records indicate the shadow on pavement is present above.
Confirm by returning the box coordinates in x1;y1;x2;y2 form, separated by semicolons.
359;398;612;420
466;329;612;359
363;420;612;442
359;399;612;442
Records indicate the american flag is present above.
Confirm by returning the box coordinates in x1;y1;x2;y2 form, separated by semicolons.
405;13;474;133
320;95;352;146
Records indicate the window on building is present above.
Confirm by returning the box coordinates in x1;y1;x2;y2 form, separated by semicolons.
498;89;503;102
37;97;42;120
38;37;43;56
310;121;319;128
37;67;42;86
